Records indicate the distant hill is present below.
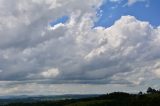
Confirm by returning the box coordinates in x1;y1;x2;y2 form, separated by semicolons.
2;87;160;106
0;94;99;105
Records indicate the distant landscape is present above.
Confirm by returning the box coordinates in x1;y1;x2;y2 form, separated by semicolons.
1;87;160;106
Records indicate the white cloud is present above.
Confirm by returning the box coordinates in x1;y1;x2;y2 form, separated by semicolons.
41;68;59;78
127;0;146;6
0;0;160;95
152;62;160;78
153;68;160;78
0;69;2;73
48;23;65;30
109;0;121;3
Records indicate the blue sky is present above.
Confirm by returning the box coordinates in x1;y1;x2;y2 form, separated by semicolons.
49;16;69;27
95;0;160;27
50;0;160;28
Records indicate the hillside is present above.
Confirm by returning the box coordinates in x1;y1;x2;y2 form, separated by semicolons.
3;90;160;106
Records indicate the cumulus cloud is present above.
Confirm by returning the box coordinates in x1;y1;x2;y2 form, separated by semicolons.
0;0;159;95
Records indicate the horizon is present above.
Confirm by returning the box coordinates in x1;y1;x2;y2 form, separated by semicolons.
0;0;160;96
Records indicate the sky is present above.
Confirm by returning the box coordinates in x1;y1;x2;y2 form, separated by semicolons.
0;0;160;96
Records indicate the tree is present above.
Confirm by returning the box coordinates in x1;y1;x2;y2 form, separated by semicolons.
147;87;157;94
138;91;143;95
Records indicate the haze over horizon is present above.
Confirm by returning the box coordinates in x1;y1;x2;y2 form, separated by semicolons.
0;0;160;96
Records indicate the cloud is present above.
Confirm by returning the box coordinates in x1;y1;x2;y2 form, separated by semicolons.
83;15;160;85
109;0;121;3
0;0;159;95
0;0;102;81
127;0;147;6
108;0;147;6
40;68;59;78
152;62;160;78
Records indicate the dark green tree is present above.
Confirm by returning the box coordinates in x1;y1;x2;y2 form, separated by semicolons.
147;87;157;94
138;91;143;95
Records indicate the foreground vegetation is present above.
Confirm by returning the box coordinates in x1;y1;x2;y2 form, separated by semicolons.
3;87;160;106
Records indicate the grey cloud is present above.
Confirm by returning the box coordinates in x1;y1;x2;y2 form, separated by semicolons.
0;0;160;91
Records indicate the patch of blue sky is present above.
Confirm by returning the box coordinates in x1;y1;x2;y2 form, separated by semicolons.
49;16;69;27
94;0;160;28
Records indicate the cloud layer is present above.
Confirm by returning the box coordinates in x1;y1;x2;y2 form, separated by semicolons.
0;0;160;95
